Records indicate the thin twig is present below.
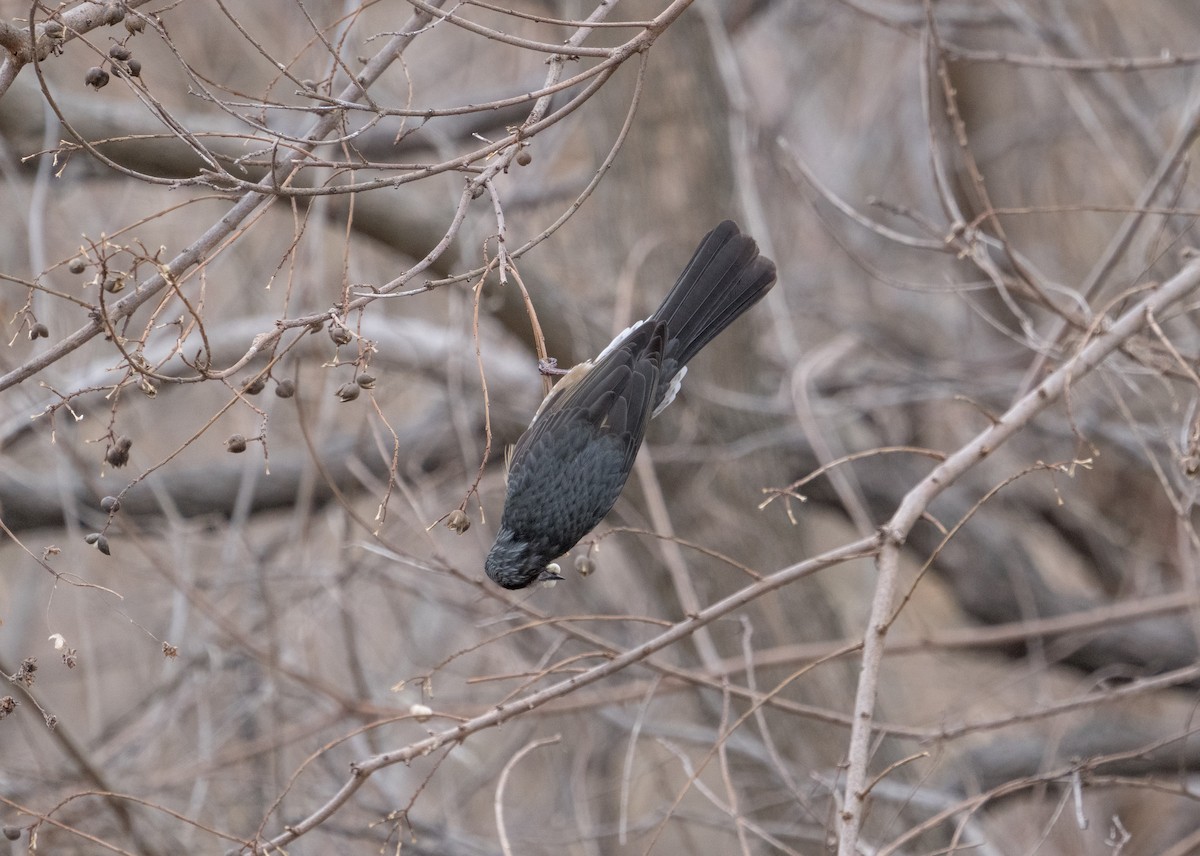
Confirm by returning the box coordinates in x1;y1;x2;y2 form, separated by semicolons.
495;735;562;856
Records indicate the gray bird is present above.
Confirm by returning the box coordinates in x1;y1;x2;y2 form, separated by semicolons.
484;220;778;589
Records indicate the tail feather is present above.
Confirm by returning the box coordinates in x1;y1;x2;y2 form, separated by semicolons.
649;221;777;401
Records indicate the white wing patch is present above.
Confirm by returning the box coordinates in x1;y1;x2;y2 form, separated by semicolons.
652;366;686;418
595;318;648;361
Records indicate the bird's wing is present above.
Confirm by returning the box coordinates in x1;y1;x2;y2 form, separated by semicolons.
511;320;666;475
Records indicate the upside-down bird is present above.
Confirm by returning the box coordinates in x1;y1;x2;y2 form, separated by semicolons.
484;220;778;589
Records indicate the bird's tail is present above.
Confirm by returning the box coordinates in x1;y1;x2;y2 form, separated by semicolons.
649;220;777;404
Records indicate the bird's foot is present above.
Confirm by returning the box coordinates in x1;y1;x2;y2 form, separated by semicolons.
538;357;569;377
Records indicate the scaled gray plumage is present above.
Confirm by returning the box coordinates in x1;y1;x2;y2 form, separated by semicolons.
485;221;778;589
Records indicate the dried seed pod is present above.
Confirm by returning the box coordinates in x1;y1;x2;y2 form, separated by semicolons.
329;326;352;346
274;379;296;398
242;376;266;395
446;509;470;534
14;658;36;685
42;24;64;51
574;554;596;577
124;14;144;34
226;434;247;454
100;495;121;513
105;436;132;467
29;323;49;340
85;67;110;89
355;373;376;389
335;382;360;402
126;58;141;77
102;275;125;293
108;44;131;61
85;533;111;555
2;824;20;840
104;3;125;25
68;257;86;274
516;150;532;166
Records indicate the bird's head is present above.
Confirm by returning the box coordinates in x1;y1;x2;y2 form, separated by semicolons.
484;528;563;590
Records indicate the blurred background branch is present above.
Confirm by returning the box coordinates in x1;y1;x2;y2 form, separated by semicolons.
4;0;1200;853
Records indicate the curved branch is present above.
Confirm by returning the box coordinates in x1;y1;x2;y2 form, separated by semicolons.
836;256;1200;855
245;536;878;853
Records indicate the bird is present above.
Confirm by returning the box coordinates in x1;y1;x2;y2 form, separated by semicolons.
484;220;778;590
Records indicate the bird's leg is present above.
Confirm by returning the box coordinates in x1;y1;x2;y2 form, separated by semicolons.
538;357;570;377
